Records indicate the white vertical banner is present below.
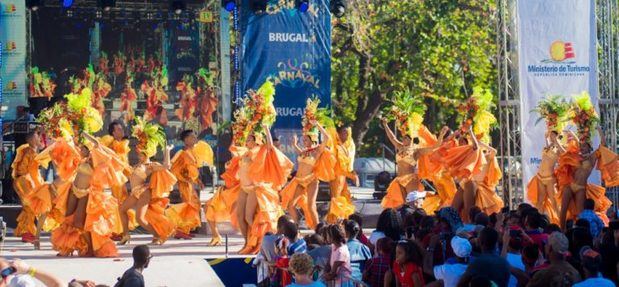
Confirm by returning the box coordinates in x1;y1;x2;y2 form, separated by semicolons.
0;0;28;120
517;0;600;200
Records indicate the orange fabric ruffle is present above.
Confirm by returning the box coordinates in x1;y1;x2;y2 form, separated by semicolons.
36;139;81;181
475;182;504;215
205;185;241;225
149;169;177;199
171;150;200;182
99;136;130;164
44;182;72;232
586;183;612;216
526;176;560;225
84;190;120;257
555;141;581;191
422;172;457;214
14;206;36;236
314;149;337;182
596;146;619;187
381;174;419;209
51;215;88;256
221;156;241;188
326;196;355;224
279;175;319;229
146;198;176;242
249;146;294;190
167;182;201;234
247;183;283;248
443;145;484;180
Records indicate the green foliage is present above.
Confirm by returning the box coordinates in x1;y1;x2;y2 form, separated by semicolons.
331;0;497;155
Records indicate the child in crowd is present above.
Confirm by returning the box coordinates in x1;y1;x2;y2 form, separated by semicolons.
323;224;353;287
393;240;425;287
344;220;371;283
363;237;394;287
287;253;326;287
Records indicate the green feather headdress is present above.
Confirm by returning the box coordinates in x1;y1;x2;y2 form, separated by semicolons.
132;116;166;158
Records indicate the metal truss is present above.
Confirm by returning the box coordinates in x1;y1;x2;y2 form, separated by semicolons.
497;0;619;209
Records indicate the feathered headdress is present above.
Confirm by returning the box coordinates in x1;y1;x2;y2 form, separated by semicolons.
232;80;277;145
386;89;426;138
302;97;335;142
533;95;570;132
570;91;599;144
132;116;166;158
457;87;497;143
36;88;103;142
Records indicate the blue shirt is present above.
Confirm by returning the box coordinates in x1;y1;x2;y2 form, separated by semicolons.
346;239;372;282
578;209;604;238
288;238;307;255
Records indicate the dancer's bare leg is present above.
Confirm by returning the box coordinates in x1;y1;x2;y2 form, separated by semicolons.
560;186;573;229
462;180;476;222
120;196;138;235
306;180;319;229
235;191;249;238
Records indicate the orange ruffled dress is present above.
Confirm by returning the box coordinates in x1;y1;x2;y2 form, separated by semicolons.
205;147;243;227
417;127;457;214
132;164;177;242
327;129;357;222
99;135;131;201
167;149;203;234
245;145;293;248
11;144;44;237
473;154;504;215
526;148;561;225
596;146;619;188
281;148;338;228
51;146;127;257
30;138;82;231
381;147;424;209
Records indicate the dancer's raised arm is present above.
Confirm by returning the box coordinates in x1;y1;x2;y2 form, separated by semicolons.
263;124;274;148
312;120;331;149
292;134;303;154
468;126;479;150
381;118;403;149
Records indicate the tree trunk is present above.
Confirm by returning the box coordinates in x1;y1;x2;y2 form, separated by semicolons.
351;89;385;147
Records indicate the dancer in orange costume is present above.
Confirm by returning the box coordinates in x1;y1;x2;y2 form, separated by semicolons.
235;127;293;255
11;131;44;245
52;133;128;257
558;93;612;228
204;145;242;246
380;118;442;209
118;118;177;245
120;73;137;122
281;119;335;230
168;130;206;240
325;125;358;223
526;130;564;225
417;126;457;214
445;127;502;221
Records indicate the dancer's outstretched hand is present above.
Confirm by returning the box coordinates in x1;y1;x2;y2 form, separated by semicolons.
166;144;174;151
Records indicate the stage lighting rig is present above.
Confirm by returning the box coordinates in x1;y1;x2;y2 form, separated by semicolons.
251;0;267;13
98;0;116;11
296;0;309;12
26;0;43;11
222;0;236;12
330;0;345;18
170;0;186;15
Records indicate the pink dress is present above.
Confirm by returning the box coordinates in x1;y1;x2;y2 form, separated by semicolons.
330;244;353;286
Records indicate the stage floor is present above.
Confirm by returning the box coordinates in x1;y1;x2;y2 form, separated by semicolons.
0;233;258;286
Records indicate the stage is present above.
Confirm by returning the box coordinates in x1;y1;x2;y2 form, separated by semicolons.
0;187;383;286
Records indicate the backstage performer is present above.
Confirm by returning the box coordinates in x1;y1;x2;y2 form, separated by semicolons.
281;98;337;229
557;93;612;228
234;81;293;254
167;129;213;239
118;117;177;245
11;131;44;245
444;92;503;221
526;96;570;225
595;127;619;191
325;124;358;223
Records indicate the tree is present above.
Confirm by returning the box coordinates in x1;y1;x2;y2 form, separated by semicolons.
331;0;497;155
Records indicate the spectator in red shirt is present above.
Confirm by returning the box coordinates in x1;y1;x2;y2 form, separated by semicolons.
524;212;548;252
393;240;425;287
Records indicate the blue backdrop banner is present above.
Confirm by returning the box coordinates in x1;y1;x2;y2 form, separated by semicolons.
240;0;331;130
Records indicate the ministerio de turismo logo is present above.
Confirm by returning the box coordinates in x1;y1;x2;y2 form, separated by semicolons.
527;40;591;77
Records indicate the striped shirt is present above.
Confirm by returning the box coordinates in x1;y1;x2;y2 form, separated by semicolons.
287;238;307;255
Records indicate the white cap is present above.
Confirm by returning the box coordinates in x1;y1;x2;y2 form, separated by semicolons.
450;236;472;258
406;191;427;203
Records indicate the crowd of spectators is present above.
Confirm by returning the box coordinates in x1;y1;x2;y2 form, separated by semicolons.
256;197;619;287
